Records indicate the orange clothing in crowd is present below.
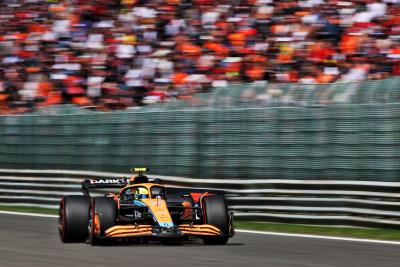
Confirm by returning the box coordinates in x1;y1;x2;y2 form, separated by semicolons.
245;66;265;80
172;72;188;84
204;42;229;55
339;35;361;55
179;43;202;55
1;0;400;113
39;91;62;107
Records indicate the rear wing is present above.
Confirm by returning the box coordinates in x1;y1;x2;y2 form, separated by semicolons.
81;178;128;196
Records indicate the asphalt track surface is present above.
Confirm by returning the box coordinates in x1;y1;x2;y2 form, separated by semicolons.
1;214;400;267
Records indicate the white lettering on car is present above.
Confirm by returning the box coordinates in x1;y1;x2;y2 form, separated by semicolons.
89;179;122;184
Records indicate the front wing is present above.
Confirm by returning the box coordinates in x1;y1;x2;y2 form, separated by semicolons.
105;224;223;238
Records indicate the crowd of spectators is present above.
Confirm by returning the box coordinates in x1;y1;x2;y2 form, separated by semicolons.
1;0;400;113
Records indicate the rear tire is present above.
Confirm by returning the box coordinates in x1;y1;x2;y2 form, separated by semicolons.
201;195;229;245
59;195;90;243
88;197;116;245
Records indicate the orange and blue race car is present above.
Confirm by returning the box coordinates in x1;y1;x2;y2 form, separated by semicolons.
58;168;234;245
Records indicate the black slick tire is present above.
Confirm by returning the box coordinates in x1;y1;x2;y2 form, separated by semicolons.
59;195;91;243
88;197;116;246
201;195;229;245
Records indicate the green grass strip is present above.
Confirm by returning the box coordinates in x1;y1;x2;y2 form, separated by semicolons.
235;221;400;241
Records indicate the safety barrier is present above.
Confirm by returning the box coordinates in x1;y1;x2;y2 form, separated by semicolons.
1;169;400;228
152;76;400;110
1;103;400;180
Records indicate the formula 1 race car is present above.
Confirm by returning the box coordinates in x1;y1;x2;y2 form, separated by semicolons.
58;168;234;245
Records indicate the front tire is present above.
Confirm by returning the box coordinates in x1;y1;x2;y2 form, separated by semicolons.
201;195;229;245
59;195;91;243
88;197;116;245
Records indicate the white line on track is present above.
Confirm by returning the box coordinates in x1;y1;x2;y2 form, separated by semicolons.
235;229;400;245
2;210;400;246
0;210;57;218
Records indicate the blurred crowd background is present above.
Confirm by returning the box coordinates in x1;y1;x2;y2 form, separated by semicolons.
1;0;400;114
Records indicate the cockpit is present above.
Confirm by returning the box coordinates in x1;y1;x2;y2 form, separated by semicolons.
120;185;165;200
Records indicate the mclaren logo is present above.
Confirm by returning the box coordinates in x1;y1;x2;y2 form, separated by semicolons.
89;179;122;184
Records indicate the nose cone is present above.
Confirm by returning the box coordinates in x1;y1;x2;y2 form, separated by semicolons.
141;199;174;228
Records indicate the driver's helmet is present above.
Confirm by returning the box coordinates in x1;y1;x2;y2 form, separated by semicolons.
134;187;149;199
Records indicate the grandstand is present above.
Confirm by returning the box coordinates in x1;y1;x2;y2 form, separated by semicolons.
1;0;400;114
